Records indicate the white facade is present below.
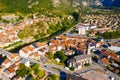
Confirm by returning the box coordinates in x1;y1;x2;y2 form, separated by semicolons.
1;60;11;68
68;54;93;71
90;25;97;29
56;46;63;51
78;26;88;35
69;57;91;71
29;54;40;60
4;70;16;78
25;61;30;67
77;23;97;35
8;55;20;62
19;50;32;57
21;59;30;67
108;46;120;52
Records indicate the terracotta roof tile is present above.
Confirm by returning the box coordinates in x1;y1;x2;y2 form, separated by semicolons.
101;58;110;65
7;67;15;73
3;59;10;64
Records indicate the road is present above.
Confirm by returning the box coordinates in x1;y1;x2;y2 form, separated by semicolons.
0;48;11;57
22;56;73;76
93;62;120;80
104;38;120;44
0;44;120;80
0;48;71;79
60;22;79;36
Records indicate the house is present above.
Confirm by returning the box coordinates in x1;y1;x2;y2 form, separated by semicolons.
4;67;16;78
32;42;48;51
21;58;30;67
38;47;49;55
19;45;35;57
67;54;93;71
12;62;20;71
96;42;103;48
98;58;110;66
108;43;120;52
12;75;22;80
56;44;63;51
1;58;12;68
101;49;120;63
49;45;56;53
29;52;40;60
0;67;4;74
49;40;63;51
55;58;61;63
55;36;88;41
49;40;60;45
65;50;75;55
8;54;20;62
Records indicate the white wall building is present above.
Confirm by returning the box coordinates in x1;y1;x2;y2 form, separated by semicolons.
76;23;97;35
108;46;120;52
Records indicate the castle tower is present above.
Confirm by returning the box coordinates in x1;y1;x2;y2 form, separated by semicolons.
86;43;91;55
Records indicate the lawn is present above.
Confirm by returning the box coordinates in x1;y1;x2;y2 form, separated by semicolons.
47;59;65;67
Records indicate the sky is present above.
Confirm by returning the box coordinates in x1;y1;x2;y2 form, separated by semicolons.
102;0;120;7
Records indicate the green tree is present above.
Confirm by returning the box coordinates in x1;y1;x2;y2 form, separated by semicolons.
16;63;31;77
46;52;54;59
54;51;67;63
51;74;56;80
72;12;79;22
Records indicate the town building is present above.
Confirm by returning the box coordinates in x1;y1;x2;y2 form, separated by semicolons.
19;45;35;57
1;59;12;68
76;23;97;35
67;54;93;71
29;52;40;60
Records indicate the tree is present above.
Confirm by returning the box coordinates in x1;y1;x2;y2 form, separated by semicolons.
16;63;31;77
46;52;54;59
54;51;67;63
72;12;79;22
103;30;120;39
102;31;111;40
51;74;56;80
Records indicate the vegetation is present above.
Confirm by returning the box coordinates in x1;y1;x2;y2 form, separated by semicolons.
16;63;31;77
84;63;90;66
46;51;66;66
16;63;45;80
3;41;23;50
69;67;74;71
54;51;68;63
46;52;54;59
0;0;76;15
45;74;60;80
17;16;75;41
18;21;48;39
102;30;120;39
72;12;79;22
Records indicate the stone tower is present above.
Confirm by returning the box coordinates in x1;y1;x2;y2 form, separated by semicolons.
86;43;91;55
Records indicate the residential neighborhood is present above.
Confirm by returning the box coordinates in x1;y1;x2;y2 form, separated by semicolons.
0;0;120;80
0;32;120;80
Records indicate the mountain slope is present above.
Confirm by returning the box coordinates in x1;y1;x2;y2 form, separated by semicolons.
0;0;74;14
0;0;103;14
